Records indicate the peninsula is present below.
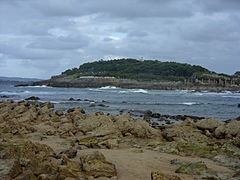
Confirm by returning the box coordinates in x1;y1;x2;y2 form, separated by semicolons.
29;59;240;91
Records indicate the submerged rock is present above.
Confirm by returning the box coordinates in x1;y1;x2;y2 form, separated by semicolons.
25;96;40;101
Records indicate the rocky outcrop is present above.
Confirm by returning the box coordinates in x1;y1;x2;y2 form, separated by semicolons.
0;100;240;179
196;118;223;132
80;151;117;178
0;141;117;180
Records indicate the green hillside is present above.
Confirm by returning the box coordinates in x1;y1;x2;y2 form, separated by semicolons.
62;58;212;81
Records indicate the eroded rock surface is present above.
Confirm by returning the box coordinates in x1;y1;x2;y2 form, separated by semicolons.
0;100;239;180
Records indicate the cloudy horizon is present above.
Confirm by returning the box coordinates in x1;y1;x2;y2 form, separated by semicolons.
0;0;240;79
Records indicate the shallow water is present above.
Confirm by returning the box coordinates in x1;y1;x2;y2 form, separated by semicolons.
0;83;239;120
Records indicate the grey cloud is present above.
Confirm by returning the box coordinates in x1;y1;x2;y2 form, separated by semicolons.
0;0;240;78
27;34;90;50
128;31;148;37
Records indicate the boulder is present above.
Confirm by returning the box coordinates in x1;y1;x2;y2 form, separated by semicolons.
196;118;223;132
151;171;182;180
161;124;209;144
55;109;64;116
114;114;161;138
79;151;117;178
214;120;240;139
40;102;54;109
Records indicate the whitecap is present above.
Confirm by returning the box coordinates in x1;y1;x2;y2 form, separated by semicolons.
130;89;148;94
222;96;240;99
181;102;198;105
27;85;50;88
99;86;118;89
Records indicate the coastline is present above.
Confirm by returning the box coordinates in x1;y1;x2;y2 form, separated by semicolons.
20;76;240;92
0;100;239;179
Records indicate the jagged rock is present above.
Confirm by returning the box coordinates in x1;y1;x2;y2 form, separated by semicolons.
175;161;214;176
40;102;54;109
196;118;223;132
69;98;82;101
25;96;40;101
151;171;182;180
79;151;117;178
61;148;78;158
161;124;208;144
214;120;240;139
114;114;161;138
55;109;64;116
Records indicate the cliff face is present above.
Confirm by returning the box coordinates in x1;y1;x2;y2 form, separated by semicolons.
32;75;240;91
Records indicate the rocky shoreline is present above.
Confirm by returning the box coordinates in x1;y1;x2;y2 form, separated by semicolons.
17;75;240;92
0;100;240;180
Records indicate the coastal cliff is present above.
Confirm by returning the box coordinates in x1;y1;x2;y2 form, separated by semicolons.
28;59;240;91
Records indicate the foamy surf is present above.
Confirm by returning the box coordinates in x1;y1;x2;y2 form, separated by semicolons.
181;102;198;105
119;89;149;94
26;85;50;88
99;86;118;89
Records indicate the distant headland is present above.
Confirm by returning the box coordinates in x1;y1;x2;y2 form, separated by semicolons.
19;58;240;91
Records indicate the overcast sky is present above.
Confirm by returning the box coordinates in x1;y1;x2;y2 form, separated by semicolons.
0;0;240;79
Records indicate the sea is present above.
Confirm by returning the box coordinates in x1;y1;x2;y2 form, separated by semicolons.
0;81;239;121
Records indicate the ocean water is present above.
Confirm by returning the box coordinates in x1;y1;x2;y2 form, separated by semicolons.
0;82;239;121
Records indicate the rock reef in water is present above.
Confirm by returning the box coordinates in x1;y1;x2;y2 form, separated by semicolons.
0;100;239;180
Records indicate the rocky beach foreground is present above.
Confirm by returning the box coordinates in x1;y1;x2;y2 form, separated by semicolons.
0;100;240;180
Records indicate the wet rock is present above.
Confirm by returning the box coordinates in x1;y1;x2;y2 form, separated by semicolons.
95;112;105;116
143;110;152;121
69;98;82;101
25;96;40;101
151;171;182;180
152;113;161;118
196;118;223;132
79;151;117;178
175;161;214;176
0;95;10;98
89;104;96;107
40;102;54;109
98;104;109;107
170;159;186;166
238;104;240;108
67;107;85;115
55;109;64;116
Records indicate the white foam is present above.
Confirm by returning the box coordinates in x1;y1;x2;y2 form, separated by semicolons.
99;86;118;89
119;89;148;94
131;89;148;93
27;85;50;88
181;102;198;105
222;96;240;99
0;90;31;95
